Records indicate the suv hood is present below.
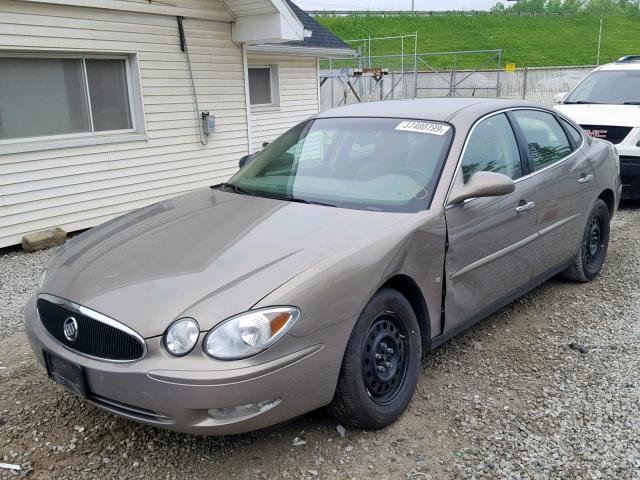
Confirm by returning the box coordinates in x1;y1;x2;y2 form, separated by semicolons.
40;188;409;337
555;104;640;127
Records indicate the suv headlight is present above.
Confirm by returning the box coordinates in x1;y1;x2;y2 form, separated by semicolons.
164;318;200;356
203;307;300;360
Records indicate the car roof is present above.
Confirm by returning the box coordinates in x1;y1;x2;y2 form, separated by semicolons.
315;97;545;123
598;62;640;71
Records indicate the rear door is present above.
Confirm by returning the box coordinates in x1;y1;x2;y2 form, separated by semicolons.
444;113;538;331
509;110;597;277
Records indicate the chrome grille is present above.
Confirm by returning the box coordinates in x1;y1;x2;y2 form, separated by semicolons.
37;295;145;362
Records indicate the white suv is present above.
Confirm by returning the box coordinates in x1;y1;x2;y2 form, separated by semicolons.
555;56;640;199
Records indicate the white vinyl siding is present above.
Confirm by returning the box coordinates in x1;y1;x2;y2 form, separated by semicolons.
0;0;249;248
248;54;319;152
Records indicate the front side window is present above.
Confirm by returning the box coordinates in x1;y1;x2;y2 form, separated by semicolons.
0;56;135;142
222;117;454;213
512;110;572;170
564;70;640;105
461;113;523;183
248;66;279;106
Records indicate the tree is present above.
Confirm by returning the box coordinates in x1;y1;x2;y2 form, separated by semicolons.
491;1;507;12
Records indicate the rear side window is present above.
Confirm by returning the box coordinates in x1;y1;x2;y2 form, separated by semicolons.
560;118;584;146
461;113;523;183
512;110;572;171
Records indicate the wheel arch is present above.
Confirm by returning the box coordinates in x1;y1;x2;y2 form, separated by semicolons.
597;188;615;216
378;274;431;349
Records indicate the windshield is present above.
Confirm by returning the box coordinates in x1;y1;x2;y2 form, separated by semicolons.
565;70;640;105
221;117;453;213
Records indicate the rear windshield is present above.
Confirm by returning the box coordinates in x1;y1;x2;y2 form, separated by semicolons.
565;70;640;105
222;117;453;213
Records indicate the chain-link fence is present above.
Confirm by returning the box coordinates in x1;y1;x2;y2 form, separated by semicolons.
320;64;595;110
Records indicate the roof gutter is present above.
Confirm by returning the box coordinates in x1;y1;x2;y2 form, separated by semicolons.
247;44;356;58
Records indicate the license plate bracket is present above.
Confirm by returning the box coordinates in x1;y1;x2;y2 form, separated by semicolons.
43;351;87;398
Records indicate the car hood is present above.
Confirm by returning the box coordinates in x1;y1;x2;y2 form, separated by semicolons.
555;104;640;127
40;188;410;337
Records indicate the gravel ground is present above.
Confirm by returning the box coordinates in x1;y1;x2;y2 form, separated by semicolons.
1;205;639;480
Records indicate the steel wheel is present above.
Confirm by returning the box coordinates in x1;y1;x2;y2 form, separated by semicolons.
583;215;604;268
361;314;409;405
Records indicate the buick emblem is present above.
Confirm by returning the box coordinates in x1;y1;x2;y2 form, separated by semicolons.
63;317;78;342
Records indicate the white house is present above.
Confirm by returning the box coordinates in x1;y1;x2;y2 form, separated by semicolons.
0;0;353;248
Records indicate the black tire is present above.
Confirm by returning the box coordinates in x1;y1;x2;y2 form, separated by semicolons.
562;199;610;282
329;288;422;429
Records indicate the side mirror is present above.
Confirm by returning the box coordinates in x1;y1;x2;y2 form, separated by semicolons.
553;92;568;104
448;171;515;205
262;142;270;148
239;154;255;168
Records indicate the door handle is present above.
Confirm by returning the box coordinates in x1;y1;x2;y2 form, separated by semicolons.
578;174;594;184
515;201;536;213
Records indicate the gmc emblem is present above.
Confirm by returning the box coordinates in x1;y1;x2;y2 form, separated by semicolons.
585;129;608;139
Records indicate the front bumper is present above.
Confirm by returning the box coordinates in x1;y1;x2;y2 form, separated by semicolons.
25;296;351;435
620;155;640;200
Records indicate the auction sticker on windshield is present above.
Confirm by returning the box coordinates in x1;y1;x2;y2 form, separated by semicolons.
395;121;451;135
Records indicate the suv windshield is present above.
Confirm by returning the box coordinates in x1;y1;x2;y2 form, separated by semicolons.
565;69;640;105
221;117;453;213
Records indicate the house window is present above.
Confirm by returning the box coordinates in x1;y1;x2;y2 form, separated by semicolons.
0;54;144;153
248;66;279;107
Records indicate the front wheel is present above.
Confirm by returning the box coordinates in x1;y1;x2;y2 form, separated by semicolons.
562;198;610;282
329;288;422;429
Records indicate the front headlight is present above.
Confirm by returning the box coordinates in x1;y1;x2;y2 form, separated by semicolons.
203;307;300;360
164;318;200;356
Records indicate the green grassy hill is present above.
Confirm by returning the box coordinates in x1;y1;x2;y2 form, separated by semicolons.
316;13;640;68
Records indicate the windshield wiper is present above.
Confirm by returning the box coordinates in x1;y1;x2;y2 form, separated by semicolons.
285;197;337;207
623;102;640;105
211;182;255;196
563;100;602;104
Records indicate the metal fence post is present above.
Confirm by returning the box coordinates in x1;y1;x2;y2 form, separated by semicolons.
522;67;528;100
496;49;503;98
413;32;418;98
596;17;603;65
329;58;334;108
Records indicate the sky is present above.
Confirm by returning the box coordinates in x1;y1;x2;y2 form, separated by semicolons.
296;0;499;10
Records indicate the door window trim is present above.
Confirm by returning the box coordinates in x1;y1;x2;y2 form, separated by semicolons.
445;106;584;207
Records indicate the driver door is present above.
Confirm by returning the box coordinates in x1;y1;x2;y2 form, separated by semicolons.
444;113;538;333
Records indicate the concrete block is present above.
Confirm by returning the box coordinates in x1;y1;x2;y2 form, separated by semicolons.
22;228;67;252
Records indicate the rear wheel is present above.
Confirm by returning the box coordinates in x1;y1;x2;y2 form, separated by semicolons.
563;199;610;282
329;288;422;429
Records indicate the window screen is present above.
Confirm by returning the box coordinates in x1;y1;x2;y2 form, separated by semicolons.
0;56;133;141
512;110;572;170
461;113;523;182
248;67;272;105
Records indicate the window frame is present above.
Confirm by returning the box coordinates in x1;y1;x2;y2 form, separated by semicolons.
248;64;280;108
0;51;146;155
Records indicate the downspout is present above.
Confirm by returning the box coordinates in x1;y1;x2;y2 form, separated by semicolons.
242;43;254;154
316;57;322;112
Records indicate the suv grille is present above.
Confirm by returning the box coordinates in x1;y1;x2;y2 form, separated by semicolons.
37;297;145;362
580;125;633;144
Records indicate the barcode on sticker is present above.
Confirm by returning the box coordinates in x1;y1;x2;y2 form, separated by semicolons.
395;121;450;135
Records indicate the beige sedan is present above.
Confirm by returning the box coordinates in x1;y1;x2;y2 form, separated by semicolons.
25;98;621;435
